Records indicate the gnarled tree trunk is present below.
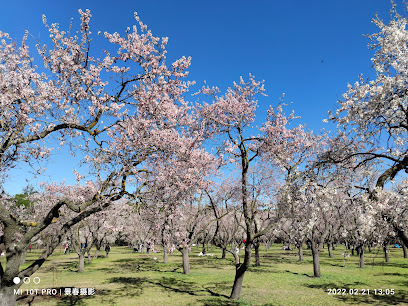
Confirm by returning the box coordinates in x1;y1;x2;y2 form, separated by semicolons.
0;286;17;306
311;241;321;277
1;246;23;306
230;243;251;300
254;241;260;266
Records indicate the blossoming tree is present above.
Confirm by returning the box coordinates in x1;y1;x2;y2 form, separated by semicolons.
326;4;408;246
198;75;308;300
0;9;209;305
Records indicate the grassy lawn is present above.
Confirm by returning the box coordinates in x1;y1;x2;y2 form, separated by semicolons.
8;244;408;305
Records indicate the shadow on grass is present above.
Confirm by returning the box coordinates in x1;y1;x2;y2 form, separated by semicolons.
195;297;244;306
106;275;230;300
205;281;230;298
112;257;182;274
367;261;408;269
108;276;147;298
261;253;307;266
306;281;367;290
378;272;408;278
52;258;86;272
190;257;229;270
55;295;89;306
284;269;313;278
151;276;201;296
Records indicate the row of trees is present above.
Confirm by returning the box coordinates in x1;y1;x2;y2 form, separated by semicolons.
1;3;408;304
13;161;405;281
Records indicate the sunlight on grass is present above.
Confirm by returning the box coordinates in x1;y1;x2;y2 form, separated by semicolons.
14;244;408;305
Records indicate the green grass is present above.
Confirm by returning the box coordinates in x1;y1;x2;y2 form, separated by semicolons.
9;244;408;305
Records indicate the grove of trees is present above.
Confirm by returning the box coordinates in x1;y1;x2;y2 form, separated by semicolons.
1;3;408;305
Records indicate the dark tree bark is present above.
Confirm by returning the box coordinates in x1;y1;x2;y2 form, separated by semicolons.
327;243;333;258
358;245;365;268
311;241;321;277
181;248;190;274
229;146;254;301
383;244;389;263
402;244;407;259
221;247;226;259
230;243;251;300
254;241;260;266
93;239;105;259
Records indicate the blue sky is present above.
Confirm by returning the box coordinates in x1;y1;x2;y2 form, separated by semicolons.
0;0;404;194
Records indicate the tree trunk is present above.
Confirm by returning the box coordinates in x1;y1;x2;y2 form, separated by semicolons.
311;242;321;277
254;242;260;266
87;252;92;264
181;248;190;274
230;243;251;300
368;244;372;253
163;247;169;264
327;243;333;258
0;286;17;306
78;253;85;272
358;246;365;268
20;249;27;265
384;244;389;263
1;246;22;306
221;247;226;259
94;248;99;259
298;244;304;261
402;244;408;258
